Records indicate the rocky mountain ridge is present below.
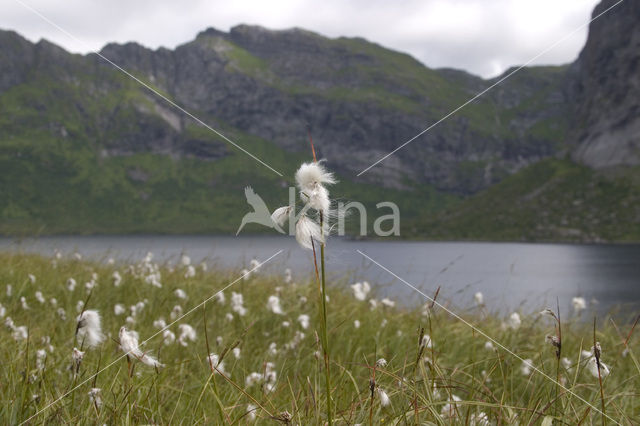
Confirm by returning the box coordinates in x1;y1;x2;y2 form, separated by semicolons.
93;24;570;193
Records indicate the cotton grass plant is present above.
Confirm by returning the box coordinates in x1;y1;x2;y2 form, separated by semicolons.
270;136;338;424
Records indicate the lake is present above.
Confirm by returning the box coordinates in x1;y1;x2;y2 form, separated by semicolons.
1;235;639;316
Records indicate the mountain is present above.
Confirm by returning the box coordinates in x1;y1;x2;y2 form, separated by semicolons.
0;0;638;241
95;25;570;194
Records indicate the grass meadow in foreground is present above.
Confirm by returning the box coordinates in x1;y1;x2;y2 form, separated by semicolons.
0;252;639;425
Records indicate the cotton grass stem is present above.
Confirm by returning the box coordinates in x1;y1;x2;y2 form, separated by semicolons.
369;347;377;426
594;318;606;426
202;304;227;424
555;299;562;417
318;211;333;425
610;315;640;376
307;127;317;163
413;327;426;423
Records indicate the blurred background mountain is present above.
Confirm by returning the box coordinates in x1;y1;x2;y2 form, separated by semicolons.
0;0;638;241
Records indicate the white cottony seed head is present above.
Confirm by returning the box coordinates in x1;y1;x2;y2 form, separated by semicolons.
246;404;257;421
35;349;47;370
297;314;310;329
184;265;196;278
587;357;611;378
572;297;587;314
66;278;76;291
114;304;126;316
88;388;102;408
520;359;533;376
271;206;293;227
119;326;163;368
153;318;167;329
421;335;432;348
267;295;284;315
177;324;196;346
350;282;371;301
112;271;122;287
295;214;324;250
474;292;484;306
13;325;28;341
207;353;226;375
231;292;247;316
72;347;85;363
377;388;390;407
507;312;521;330
163;329;175;345
381;297;395;308
295;162;336;193
76;310;104;349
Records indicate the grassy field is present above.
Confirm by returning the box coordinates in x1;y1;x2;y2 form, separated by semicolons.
1;252;638;424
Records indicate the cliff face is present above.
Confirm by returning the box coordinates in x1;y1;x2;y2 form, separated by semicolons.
568;0;640;169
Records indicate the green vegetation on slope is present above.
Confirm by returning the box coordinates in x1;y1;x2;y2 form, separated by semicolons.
0;142;455;236
1;253;638;424
412;159;640;242
0;76;454;236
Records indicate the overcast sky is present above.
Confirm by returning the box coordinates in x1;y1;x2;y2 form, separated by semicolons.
2;0;601;78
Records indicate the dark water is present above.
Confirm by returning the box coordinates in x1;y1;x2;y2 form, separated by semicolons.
1;235;639;315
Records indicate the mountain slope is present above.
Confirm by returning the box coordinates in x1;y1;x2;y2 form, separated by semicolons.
0;30;458;236
94;25;570;193
0;25;567;236
0;25;570;193
411;159;640;242
0;0;639;241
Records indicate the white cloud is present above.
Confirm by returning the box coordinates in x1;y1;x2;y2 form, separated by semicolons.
1;0;601;78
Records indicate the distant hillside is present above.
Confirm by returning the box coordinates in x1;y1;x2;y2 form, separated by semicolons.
411;159;640;242
0;0;638;241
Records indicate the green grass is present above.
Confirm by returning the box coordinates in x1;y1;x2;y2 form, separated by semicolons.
1;253;639;424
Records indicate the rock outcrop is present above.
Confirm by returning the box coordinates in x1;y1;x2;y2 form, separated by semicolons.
568;0;640;169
